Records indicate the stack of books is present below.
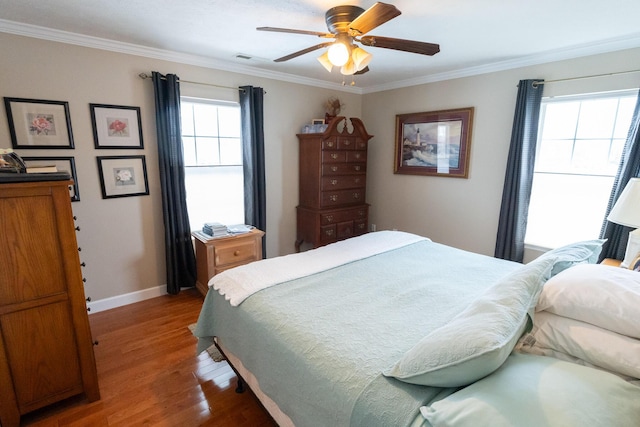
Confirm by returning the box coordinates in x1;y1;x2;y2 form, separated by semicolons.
202;222;228;237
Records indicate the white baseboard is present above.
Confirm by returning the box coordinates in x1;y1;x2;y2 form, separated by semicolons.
87;285;167;314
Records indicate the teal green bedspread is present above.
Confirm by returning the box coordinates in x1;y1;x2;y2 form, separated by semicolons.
195;239;521;427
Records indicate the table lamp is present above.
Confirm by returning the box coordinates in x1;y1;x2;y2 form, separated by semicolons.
607;177;640;268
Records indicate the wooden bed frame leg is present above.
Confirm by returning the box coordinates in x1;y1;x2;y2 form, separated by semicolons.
235;376;246;393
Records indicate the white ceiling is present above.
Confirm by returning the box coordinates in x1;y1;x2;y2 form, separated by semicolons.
1;0;640;93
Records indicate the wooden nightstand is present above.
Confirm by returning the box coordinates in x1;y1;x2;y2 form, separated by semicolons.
192;228;265;296
601;258;622;267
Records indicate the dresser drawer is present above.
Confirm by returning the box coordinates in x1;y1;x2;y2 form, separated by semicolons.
346;151;366;162
321;189;365;207
353;218;368;235
322;163;366;175
214;239;259;267
320;224;337;245
337;137;356;150
320;206;368;225
321;175;366;190
322;151;347;163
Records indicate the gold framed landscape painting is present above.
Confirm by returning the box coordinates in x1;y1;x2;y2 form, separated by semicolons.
394;107;474;178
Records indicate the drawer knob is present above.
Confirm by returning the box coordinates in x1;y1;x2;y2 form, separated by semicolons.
329;195;338;202
353;193;360;199
81;262;86;267
86;297;92;302
234;250;240;256
326;215;334;222
325;229;334;236
326;140;334;147
93;341;99;346
330;179;338;185
331;153;338;159
331;166;338;172
354;165;361;171
344;141;352;146
75;226;81;231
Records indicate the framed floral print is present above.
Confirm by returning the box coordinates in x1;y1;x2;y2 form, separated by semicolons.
90;104;144;149
22;156;81;201
3;97;74;149
97;155;149;199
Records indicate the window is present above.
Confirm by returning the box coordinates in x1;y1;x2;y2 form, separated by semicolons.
180;98;244;230
525;90;636;249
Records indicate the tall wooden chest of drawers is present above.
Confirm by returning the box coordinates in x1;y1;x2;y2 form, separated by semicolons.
295;117;373;251
0;179;100;427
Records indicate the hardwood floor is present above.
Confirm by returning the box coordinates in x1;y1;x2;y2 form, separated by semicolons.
21;288;277;427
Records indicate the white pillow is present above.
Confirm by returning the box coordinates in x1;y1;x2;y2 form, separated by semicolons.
536;263;640;339
383;257;554;387
522;311;640;379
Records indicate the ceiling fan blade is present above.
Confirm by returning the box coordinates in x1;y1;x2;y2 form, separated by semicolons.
348;2;401;35
257;27;333;38
274;42;334;62
360;35;440;56
354;66;370;75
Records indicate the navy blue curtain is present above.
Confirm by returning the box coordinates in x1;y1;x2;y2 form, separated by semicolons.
599;90;640;260
239;85;267;257
152;72;196;294
494;79;544;262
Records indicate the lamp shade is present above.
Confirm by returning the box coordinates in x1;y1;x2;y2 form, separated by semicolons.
351;47;372;71
607;178;640;228
317;52;333;72
340;57;356;75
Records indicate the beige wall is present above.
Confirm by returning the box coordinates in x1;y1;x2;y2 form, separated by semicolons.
2;31;638;308
0;33;361;307
362;48;640;259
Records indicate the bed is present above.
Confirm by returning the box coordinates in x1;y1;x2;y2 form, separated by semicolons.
194;231;640;427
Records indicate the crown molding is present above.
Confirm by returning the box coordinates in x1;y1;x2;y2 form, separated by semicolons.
2;19;638;95
362;33;640;94
0;19;362;94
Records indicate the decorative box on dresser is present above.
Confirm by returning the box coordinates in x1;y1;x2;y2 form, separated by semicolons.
296;116;373;251
192;228;265;296
0;178;100;427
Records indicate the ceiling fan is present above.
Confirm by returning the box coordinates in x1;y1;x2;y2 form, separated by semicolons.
257;2;440;76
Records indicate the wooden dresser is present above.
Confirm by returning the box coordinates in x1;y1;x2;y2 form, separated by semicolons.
192;228;265;296
296;117;373;251
0;179;100;427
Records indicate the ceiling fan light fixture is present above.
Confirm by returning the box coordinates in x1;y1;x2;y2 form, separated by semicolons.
340;57;356;75
317;51;334;72
351;46;372;71
327;41;350;66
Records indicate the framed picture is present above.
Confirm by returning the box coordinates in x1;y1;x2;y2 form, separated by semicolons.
3;97;74;149
22;156;80;202
97;155;149;199
394;107;474;178
312;119;325;125
90;104;143;149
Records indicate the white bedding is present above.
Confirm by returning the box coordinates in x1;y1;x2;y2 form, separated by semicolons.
210;230;428;306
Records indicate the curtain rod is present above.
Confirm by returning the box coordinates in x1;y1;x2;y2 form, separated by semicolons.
138;72;238;91
532;69;640;88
